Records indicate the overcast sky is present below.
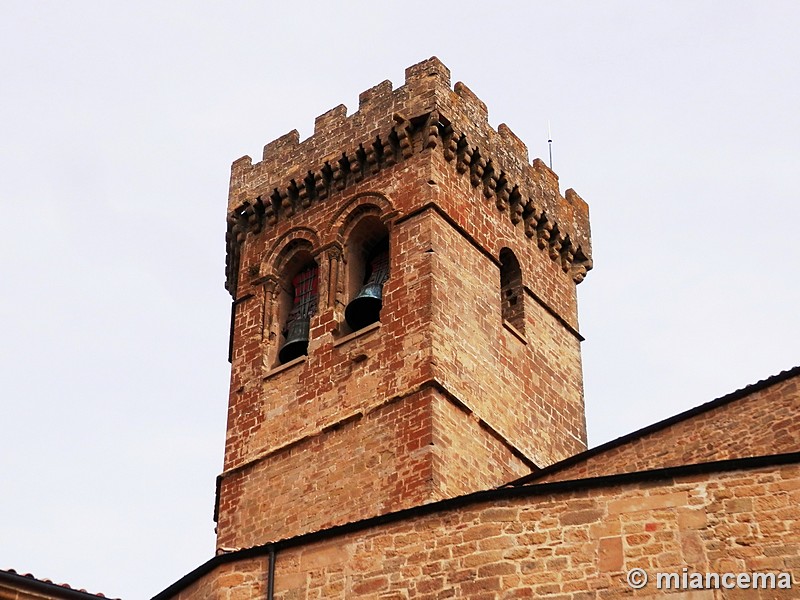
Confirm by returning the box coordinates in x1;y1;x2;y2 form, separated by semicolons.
1;2;798;599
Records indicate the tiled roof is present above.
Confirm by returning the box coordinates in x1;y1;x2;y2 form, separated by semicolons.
0;568;119;600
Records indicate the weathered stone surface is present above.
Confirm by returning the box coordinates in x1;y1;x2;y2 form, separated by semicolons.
216;57;590;549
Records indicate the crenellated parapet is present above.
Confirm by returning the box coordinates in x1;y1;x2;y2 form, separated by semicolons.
225;57;592;296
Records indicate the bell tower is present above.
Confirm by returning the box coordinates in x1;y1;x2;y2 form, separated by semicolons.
217;57;593;550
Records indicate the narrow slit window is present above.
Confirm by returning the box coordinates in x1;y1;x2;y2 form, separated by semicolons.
499;248;525;334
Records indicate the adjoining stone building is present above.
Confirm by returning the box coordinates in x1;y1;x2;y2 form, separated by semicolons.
147;57;798;598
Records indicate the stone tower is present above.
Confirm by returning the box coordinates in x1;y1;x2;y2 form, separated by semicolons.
216;57;592;551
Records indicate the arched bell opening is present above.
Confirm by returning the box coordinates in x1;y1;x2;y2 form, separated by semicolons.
343;216;390;334
277;250;319;364
499;247;525;335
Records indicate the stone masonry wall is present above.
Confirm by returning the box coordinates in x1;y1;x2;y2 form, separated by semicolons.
535;372;800;484
225;166;434;474
427;204;586;467
430;391;531;501
221;179;586;545
196;462;800;599
218;387;437;550
217;386;533;550
170;558;266;600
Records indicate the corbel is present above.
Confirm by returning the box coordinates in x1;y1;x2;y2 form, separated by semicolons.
243;202;261;235
300;172;315;209
536;215;553;250
523;201;541;238
369;137;382;174
548;225;564;261
423;110;440;150
482;160;498;200
352;145;367;182
442;125;458;162
469;150;486;188
456;138;472;174
334;154;349;191
319;163;333;200
382;132;398;167
393;114;414;160
509;186;523;224
559;236;574;272
494;171;509;210
279;187;293;217
570;249;593;284
265;192;279;225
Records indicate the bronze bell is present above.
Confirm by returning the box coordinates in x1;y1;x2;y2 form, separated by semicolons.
278;316;310;364
345;249;389;331
278;265;319;363
345;283;383;331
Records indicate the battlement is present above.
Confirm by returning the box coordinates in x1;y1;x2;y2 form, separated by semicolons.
226;57;592;296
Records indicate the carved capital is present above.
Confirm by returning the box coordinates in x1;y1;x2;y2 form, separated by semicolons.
326;246;343;262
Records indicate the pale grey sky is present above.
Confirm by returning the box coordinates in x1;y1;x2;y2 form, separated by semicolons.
1;2;798;598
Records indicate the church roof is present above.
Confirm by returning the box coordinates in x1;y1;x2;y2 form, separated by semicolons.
0;568;118;600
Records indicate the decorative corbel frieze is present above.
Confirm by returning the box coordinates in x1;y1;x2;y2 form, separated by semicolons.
224;109;593;297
